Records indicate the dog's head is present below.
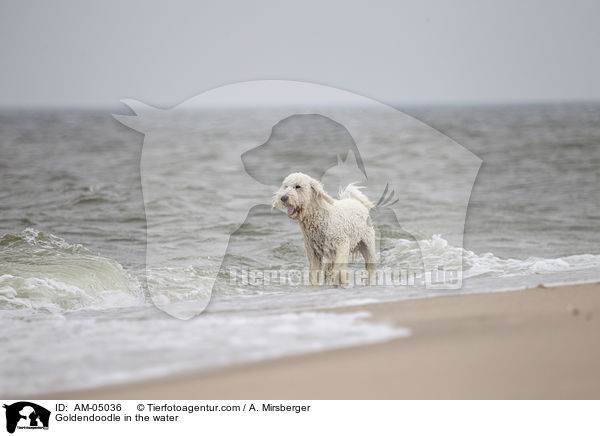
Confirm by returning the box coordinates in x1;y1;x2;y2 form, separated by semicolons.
272;172;334;221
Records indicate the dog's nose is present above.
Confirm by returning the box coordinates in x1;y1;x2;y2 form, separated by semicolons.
281;195;289;203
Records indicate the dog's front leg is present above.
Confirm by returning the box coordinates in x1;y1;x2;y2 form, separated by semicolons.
304;239;322;285
331;241;350;288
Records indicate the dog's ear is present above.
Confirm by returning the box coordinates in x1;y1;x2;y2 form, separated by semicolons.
311;179;334;206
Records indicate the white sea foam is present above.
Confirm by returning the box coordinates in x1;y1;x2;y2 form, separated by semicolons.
1;228;599;396
0;228;143;312
0;308;409;396
384;234;600;280
2;229;600;315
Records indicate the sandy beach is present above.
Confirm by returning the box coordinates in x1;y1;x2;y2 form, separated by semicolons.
48;282;600;399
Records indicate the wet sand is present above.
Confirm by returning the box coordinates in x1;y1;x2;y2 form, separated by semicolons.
49;282;600;399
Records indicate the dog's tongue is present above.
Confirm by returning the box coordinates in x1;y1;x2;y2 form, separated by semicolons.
287;206;295;215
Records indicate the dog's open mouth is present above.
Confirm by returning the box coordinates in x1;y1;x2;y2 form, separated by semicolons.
287;205;300;219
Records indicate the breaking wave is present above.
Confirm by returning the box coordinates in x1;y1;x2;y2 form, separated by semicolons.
0;228;143;312
383;233;600;279
2;228;599;315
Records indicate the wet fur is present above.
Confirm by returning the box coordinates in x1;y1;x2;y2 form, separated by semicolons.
273;172;376;286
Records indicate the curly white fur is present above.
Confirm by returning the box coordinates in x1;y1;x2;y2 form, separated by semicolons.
273;172;376;286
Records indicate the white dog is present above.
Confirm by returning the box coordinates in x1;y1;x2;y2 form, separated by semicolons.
273;172;376;286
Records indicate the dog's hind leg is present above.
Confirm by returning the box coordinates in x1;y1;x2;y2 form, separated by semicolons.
358;238;377;285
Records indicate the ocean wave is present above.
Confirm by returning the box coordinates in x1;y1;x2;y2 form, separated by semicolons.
0;228;143;312
0;228;219;316
382;233;600;279
2;228;599;316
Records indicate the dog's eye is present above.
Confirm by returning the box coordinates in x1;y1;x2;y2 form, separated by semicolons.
295;185;301;189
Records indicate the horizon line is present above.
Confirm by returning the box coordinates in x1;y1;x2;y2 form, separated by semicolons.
1;98;600;111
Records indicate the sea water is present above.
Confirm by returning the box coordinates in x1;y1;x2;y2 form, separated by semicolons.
1;103;599;395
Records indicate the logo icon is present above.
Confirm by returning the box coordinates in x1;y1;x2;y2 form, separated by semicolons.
3;402;50;434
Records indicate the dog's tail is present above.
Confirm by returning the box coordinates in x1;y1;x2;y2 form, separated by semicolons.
339;183;374;210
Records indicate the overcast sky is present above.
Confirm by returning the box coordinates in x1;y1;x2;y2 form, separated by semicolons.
1;0;599;107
